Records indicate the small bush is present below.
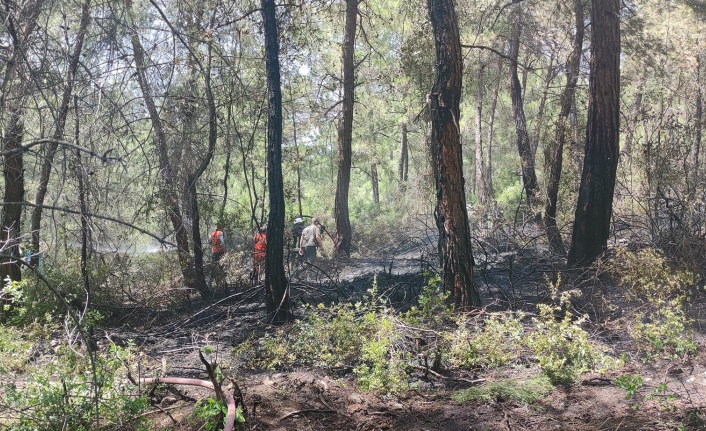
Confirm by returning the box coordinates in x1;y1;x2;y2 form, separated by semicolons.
607;247;696;301
1;342;149;430
526;286;619;385
447;311;525;370
250;286;410;394
630;298;697;360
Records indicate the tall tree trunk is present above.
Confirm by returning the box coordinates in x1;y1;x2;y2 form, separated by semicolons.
289;89;304;216
1;106;25;285
623;73;647;158
31;0;91;256
220;103;233;218
543;0;584;256
485;62;501;204
474;54;487;206
398;123;409;182
0;0;44;285
689;54;701;202
74;97;90;308
371;161;380;204
334;0;358;258
428;0;481;308
533;55;556;157
186;45;217;299
127;0;195;290
567;0;620;266
508;11;538;211
261;0;291;323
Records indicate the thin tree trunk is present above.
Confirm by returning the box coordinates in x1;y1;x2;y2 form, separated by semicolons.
186;43;217;299
689;55;701;201
334;0;358;258
485;62;501;204
31;0;91;255
533;55;556;158
508;11;538;212
261;0;291;323
289;86;303;216
74;96;90;307
543;0;584;256
398;123;409;182
127;0;195;290
567;0;621;266
428;0;481;308
371;161;380;204
474;54;487;206
220;103;233;217
624;73;647;157
1;106;25;284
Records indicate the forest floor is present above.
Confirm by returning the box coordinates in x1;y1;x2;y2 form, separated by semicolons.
98;224;706;431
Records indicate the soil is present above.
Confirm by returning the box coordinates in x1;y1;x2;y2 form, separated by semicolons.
97;230;706;430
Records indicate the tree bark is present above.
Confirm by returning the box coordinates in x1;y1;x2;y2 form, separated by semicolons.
428;0;481;308
474;54;487;206
567;0;620;266
1;106;25;284
261;0;291;323
543;0;584;256
371;161;380;204
398;123;409;182
127;0;195;291
508;10;538;211
31;0;92;256
485;61;502;204
334;0;358;258
689;55;701;201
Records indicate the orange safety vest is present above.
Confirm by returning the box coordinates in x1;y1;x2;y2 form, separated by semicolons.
210;230;225;253
253;232;267;254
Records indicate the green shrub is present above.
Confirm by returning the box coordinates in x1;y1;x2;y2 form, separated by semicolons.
1;342;149;430
0;324;33;373
447;311;525;370
630;298;697;360
526;286;619;385
452;376;553;404
403;274;452;326
250;287;410;394
607;247;696;301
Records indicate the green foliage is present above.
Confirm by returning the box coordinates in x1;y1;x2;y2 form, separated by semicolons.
403;273;451;325
615;375;677;411
447;311;525;370
353;311;408;394
607;247;696;301
631;298;697;360
250;287;410;394
451;376;553;405
1;342;149;430
526;286;619;385
0;324;33;373
195;397;235;431
607;248;699;361
615;374;644;400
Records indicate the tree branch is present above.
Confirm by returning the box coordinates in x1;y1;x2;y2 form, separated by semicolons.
461;44;532;71
0;202;176;248
0;138;122;162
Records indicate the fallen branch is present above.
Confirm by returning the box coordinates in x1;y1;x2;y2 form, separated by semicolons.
277;409;336;422
140;377;237;431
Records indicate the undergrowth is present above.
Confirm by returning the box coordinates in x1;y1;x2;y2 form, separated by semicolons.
243;275;621;393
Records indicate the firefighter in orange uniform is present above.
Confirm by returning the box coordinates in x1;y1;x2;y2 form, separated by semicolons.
252;225;267;282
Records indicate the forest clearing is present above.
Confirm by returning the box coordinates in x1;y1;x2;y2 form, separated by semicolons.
2;0;706;429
